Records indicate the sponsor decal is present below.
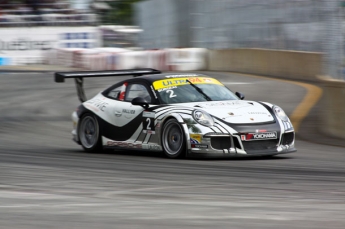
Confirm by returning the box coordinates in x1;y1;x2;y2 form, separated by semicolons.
143;144;161;150
85;99;108;112
150;85;157;98
165;74;199;78
107;141;142;149
190;134;202;143
143;112;155;118
153;77;222;90
191;144;208;149
203;101;242;107
248;112;268;115
143;129;155;134
122;109;135;114
190;138;199;144
158;86;177;92
127;143;142;149
241;132;277;141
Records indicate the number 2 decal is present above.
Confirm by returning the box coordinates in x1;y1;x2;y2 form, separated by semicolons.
146;118;151;130
143;117;155;134
166;89;176;98
142;111;156;134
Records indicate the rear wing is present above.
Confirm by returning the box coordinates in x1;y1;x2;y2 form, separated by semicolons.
55;68;161;102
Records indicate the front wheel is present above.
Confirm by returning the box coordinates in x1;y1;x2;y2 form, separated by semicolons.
78;113;102;152
161;119;186;158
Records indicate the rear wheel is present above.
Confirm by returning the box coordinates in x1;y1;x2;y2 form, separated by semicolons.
78;113;102;152
161;119;186;158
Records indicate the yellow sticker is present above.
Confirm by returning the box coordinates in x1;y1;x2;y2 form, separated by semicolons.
153;77;223;90
190;134;202;143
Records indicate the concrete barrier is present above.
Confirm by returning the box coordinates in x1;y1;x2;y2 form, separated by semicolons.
167;48;208;71
318;76;345;140
208;49;323;81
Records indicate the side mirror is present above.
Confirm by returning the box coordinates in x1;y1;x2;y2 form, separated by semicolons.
131;97;149;109
235;92;245;100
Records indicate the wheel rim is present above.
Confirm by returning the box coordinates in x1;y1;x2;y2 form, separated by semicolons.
79;116;98;149
163;121;183;156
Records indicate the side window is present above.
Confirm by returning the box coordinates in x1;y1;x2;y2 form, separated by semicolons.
107;85;122;100
125;84;152;103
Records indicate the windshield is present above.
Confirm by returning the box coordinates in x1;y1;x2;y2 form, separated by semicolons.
153;77;239;104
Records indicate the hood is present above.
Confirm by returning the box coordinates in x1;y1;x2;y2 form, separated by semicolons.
180;100;274;124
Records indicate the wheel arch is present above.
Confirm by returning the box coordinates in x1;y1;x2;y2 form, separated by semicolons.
159;113;192;154
76;103;106;146
77;112;103;152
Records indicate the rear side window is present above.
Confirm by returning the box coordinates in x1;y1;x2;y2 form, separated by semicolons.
106;85;122;99
125;84;151;103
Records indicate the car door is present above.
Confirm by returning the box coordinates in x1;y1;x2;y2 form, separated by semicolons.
102;82;153;141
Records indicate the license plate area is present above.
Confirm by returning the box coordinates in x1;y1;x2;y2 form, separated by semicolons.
241;132;277;141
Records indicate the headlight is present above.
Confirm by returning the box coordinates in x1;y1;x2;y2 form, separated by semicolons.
192;110;214;127
273;105;289;122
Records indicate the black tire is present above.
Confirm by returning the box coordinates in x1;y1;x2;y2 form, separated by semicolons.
161;119;186;158
78;113;102;152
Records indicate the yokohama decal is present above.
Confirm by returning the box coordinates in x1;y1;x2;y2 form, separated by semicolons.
241;132;277;141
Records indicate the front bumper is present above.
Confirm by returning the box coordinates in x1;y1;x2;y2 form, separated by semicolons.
187;131;296;157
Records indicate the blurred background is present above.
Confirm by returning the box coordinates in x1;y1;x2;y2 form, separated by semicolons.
1;2;344;228
0;0;344;79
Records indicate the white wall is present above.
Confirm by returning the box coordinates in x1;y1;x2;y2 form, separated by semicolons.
0;26;101;65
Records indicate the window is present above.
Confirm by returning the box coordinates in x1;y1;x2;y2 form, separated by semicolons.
125;84;151;103
107;85;122;99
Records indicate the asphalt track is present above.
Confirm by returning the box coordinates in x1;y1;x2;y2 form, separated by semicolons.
0;71;344;229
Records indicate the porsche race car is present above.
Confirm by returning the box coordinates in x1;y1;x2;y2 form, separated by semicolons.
55;68;296;158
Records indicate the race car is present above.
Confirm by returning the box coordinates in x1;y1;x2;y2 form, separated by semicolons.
55;68;296;158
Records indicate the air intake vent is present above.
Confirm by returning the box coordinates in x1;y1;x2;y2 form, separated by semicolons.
210;137;231;150
281;132;294;145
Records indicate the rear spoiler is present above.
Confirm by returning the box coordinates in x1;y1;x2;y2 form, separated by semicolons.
54;68;161;102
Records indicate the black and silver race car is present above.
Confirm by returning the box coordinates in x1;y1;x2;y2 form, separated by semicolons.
55;68;296;158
